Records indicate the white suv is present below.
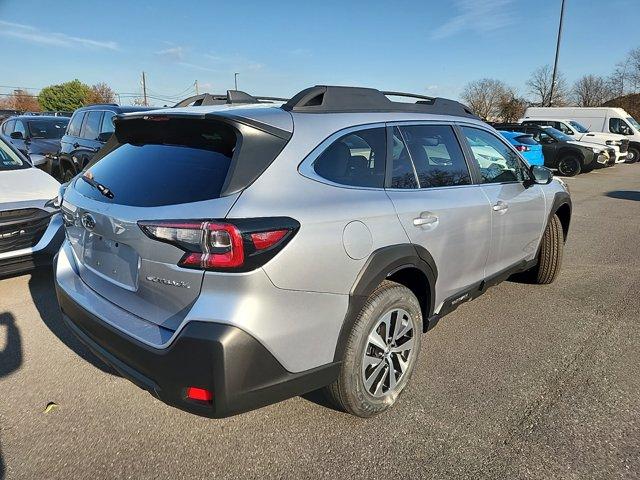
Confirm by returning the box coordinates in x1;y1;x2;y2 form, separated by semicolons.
0;136;63;276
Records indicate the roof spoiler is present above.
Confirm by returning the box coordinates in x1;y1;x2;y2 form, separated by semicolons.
281;85;478;118
173;91;288;108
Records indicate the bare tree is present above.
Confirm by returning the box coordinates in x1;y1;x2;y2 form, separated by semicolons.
460;78;510;120
497;90;528;122
526;65;568;106
86;82;117;104
0;89;41;112
572;75;613;106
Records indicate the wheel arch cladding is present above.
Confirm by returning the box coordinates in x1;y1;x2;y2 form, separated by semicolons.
333;244;437;362
559;147;584;163
549;191;572;241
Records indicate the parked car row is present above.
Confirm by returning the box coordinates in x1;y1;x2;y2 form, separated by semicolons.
1;86;636;421
0;105;152;181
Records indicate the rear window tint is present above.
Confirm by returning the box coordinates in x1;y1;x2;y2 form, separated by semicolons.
313;127;386;188
514;135;538;145
75;120;237;207
82;111;102;140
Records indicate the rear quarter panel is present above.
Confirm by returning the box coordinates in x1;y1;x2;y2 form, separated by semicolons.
227;116;411;295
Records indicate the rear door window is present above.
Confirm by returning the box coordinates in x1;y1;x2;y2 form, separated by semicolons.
81;111;103;140
67;112;84;137
390;127;418;188
397;125;471;188
75;119;238;207
313;127;386;188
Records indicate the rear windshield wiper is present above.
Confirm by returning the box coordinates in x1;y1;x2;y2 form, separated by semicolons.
81;174;114;199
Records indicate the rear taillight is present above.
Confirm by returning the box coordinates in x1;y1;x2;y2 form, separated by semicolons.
138;218;299;272
515;145;530;152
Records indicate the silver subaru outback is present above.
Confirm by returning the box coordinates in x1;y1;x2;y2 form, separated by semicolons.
54;86;571;418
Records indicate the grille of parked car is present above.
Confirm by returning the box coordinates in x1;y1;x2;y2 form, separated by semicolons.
0;208;52;254
619;139;629;153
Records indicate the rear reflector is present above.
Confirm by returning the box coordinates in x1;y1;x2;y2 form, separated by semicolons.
186;387;213;402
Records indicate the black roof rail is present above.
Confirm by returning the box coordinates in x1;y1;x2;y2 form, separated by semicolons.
173;90;288;108
281;85;478;118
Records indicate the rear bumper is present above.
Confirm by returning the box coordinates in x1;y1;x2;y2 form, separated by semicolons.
54;253;340;418
0;213;63;277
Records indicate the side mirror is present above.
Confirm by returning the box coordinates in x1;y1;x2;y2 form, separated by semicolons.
97;132;112;143
10;131;23;140
530;165;553;185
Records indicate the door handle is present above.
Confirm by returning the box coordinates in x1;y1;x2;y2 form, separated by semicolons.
73;142;80;148
492;201;509;213
413;213;439;227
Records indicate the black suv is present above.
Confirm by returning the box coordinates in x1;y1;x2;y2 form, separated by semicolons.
1;115;70;176
493;123;608;176
59;105;153;182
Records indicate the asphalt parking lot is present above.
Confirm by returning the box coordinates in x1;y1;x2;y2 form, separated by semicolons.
0;166;639;480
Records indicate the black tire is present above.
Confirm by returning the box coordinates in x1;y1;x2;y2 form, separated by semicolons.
528;214;564;284
625;146;639;163
324;280;423;417
557;156;582;177
582;163;595;173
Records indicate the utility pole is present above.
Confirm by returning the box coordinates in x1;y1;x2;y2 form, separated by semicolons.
141;71;148;106
195;80;199;95
549;0;566;106
234;73;239;91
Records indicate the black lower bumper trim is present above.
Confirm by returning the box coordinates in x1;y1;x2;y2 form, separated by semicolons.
56;284;340;418
0;221;63;278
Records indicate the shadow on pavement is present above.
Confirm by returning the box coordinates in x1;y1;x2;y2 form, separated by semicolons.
0;312;22;378
27;268;116;376
605;190;640;202
0;312;21;480
0;435;5;480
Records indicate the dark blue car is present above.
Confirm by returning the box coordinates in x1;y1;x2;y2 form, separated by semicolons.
499;130;544;166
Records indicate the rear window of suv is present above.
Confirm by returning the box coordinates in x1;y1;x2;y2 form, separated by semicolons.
75;118;237;207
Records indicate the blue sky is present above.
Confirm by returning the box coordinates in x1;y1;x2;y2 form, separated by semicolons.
1;0;638;106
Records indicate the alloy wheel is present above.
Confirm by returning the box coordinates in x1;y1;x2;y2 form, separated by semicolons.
361;308;416;397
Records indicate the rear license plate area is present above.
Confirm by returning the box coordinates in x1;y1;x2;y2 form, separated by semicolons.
83;234;140;290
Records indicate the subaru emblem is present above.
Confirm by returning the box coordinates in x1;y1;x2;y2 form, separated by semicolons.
81;213;96;232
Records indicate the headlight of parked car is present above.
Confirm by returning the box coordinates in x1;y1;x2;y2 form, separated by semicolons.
44;184;66;210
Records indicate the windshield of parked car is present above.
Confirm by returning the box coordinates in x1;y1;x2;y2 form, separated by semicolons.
27;119;69;139
626;117;640;130
0;138;30;170
543;127;572;142
568;121;589;133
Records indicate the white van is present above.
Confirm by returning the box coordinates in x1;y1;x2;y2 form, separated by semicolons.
522;107;640;162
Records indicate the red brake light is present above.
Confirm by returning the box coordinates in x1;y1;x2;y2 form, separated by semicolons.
251;229;288;250
515;145;530;152
138;219;298;272
186;386;213;402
